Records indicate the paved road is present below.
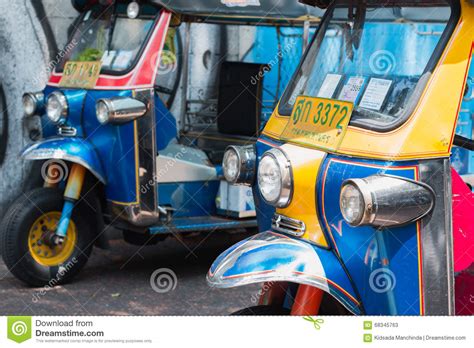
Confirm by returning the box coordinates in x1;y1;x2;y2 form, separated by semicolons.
0;230;260;316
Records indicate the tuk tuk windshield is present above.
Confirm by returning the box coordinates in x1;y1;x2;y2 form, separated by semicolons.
57;6;155;74
279;1;456;130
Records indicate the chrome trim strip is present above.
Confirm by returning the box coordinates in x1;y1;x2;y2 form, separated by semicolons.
272;213;306;237
57;126;77;137
418;158;454;315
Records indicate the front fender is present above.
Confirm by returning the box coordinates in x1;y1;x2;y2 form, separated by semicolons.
207;231;362;314
22;137;106;184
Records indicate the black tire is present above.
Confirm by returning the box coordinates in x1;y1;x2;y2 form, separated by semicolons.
0;187;95;286
232;305;291;316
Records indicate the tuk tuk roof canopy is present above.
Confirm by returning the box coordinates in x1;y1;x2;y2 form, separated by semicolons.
151;0;324;24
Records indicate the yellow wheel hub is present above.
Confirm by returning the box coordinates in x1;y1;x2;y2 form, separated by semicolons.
28;212;77;267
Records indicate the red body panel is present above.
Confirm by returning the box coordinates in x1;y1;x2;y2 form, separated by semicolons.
452;168;474;273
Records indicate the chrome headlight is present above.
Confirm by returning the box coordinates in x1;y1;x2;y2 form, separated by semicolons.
46;91;68;124
258;148;292;208
95;97;147;125
222;145;256;185
340;175;435;227
22;92;44;117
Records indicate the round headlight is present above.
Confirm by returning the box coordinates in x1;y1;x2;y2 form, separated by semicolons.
23;94;36;116
127;2;140;19
46;91;68;124
96;100;110;125
223;148;240;183
340;183;365;226
222;145;256;185
22;92;44;117
257;148;292;208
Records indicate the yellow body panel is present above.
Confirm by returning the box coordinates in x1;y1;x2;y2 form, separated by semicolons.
263;0;474;160
277;144;328;247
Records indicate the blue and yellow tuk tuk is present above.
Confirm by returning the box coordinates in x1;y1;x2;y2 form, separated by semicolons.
209;0;474;315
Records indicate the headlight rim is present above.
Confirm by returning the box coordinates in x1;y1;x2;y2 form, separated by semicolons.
46;91;68;124
96;99;112;125
258;148;293;208
340;179;375;227
22;91;44;117
222;145;256;186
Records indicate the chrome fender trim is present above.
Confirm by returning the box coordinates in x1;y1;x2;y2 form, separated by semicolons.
21;137;106;184
207;231;362;314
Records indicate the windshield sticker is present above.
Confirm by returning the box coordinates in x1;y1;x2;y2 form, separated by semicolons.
338;76;366;103
59;61;102;89
282;96;354;152
288;75;309;106
317;74;343;99
112;51;134;70
101;51;116;67
359;78;393;111
221;0;261;7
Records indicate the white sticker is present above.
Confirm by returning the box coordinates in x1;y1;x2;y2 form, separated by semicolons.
288;75;308;106
359;78;393;111
338;76;365;103
317;74;342;99
221;0;261;7
101;51;116;67
112;51;134;70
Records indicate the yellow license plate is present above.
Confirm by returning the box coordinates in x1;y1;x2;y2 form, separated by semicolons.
281;96;354;152
59;61;102;89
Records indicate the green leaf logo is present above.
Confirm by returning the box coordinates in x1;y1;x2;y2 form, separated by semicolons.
7;316;32;343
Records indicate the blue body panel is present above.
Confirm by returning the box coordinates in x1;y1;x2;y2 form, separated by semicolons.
317;155;422;315
81;89;138;204
21;137;106;183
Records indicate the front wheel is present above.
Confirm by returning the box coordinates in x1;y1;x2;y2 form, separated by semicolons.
0;187;95;286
